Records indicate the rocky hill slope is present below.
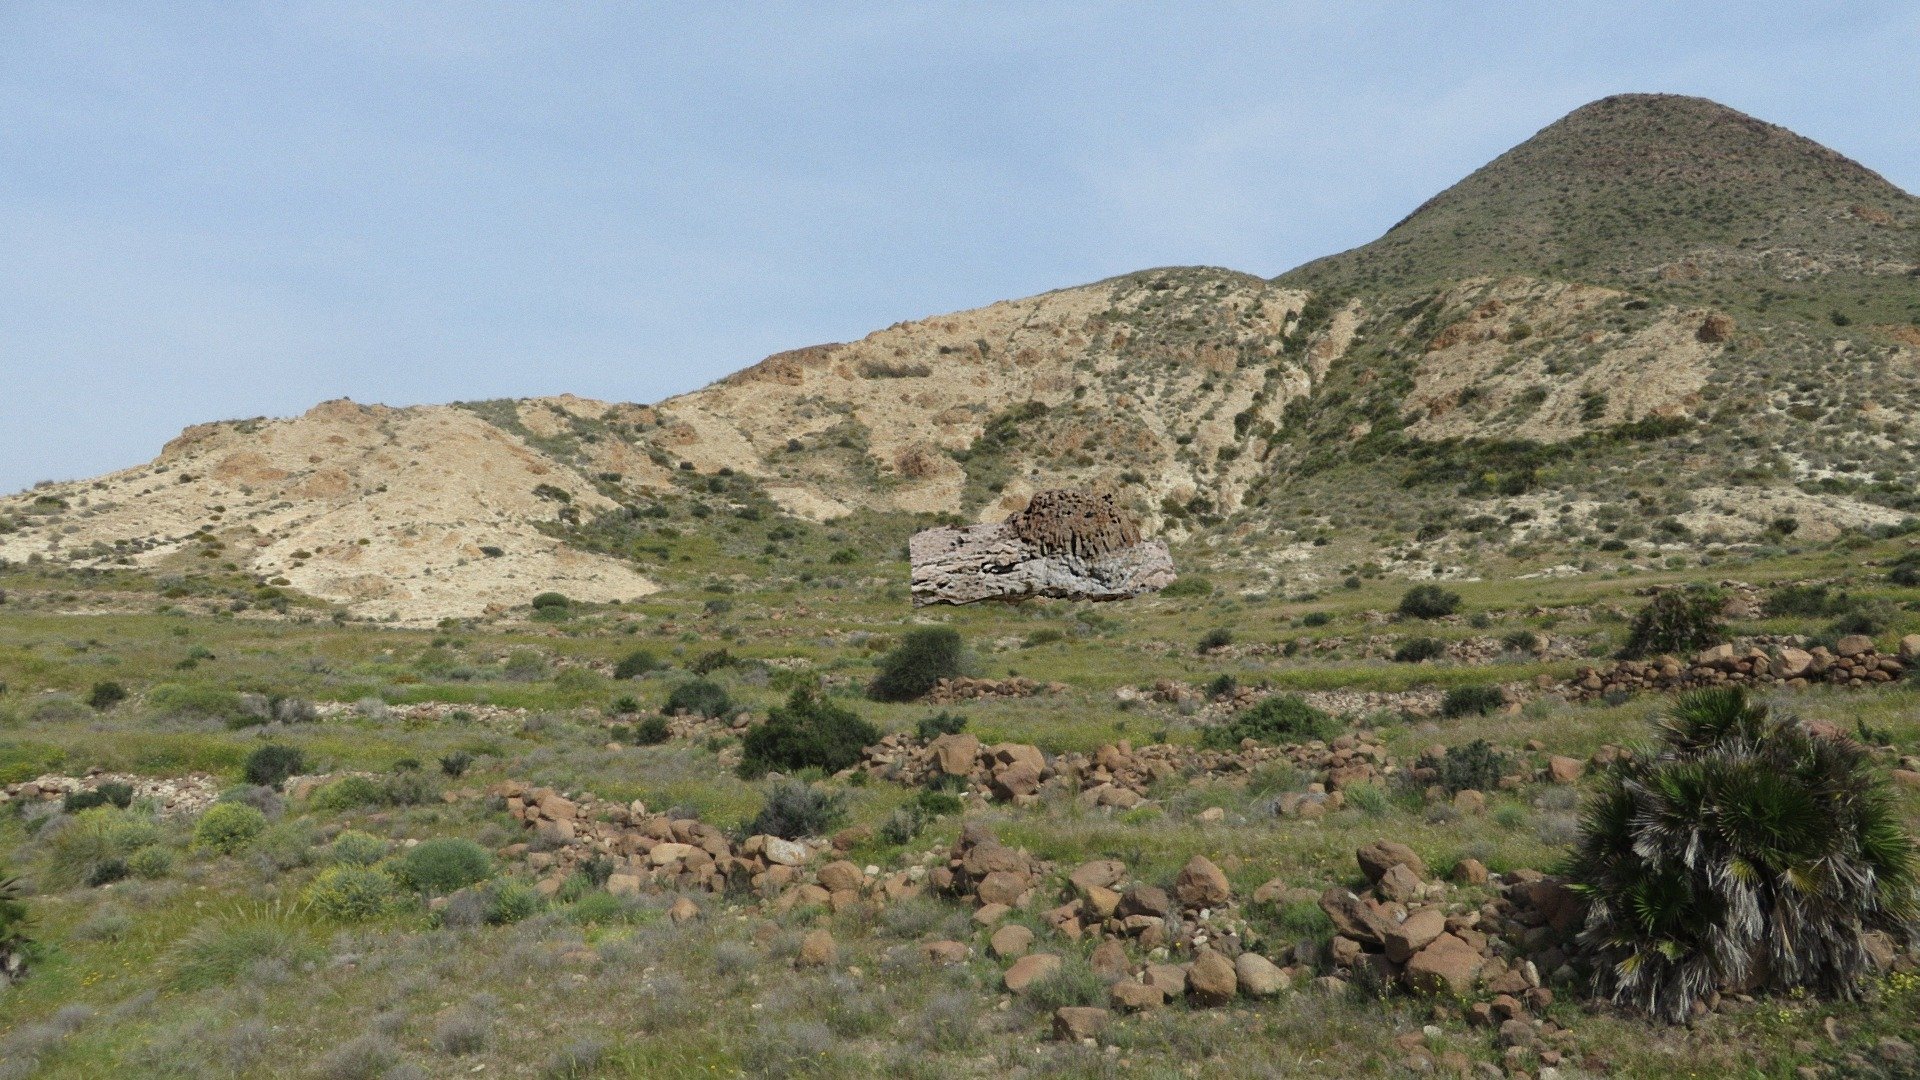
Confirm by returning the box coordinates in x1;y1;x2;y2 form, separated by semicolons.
5;94;1917;620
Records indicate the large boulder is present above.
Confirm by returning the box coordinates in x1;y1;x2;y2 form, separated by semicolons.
1173;855;1232;908
1357;841;1428;884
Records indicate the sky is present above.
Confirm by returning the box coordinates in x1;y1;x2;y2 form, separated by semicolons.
3;3;1917;494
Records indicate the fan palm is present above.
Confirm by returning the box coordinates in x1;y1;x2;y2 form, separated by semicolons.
1564;687;1919;1021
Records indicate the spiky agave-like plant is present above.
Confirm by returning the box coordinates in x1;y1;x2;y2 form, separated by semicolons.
1564;687;1919;1022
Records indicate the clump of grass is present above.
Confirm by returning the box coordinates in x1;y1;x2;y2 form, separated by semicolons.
168;903;323;991
398;838;492;895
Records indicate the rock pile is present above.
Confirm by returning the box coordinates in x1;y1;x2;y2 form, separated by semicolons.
1559;635;1914;700
923;676;1066;704
483;780;930;911
1315;841;1582;1017
0;772;219;817
856;732;1397;809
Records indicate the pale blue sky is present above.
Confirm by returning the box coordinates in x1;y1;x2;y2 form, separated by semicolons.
4;3;1916;493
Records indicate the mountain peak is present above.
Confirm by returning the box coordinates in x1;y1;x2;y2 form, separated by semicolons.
1281;93;1918;299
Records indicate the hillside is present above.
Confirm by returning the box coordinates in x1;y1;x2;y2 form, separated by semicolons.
5;93;1920;622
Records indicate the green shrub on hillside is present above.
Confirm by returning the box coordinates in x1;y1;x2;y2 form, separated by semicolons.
1196;628;1234;654
86;681;127;711
914;711;967;741
148;683;245;723
1441;685;1505;718
1201;695;1339;749
48;806;162;887
1393;637;1447;663
1566;688;1920;1022
744;780;848;840
869;628;965;702
243;744;305;790
194;803;267;855
1619;585;1725;659
613;648;661;679
1417;740;1509;794
739;690;879;779
1160;576;1214;598
400;839;493;895
1398;585;1461;619
666;679;732;719
305;865;395;920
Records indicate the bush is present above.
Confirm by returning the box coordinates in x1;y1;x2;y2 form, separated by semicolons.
690;649;735;675
1766;583;1847;617
328;830;388;866
148;683;245;722
1620;585;1725;659
1301;611;1333;628
126;845;174;880
613;649;661;680
400;838;493;895
1159;576;1214;598
1501;629;1541;652
63;782;134;812
1418;740;1509;794
1196;628;1234;654
307;775;385;811
47;806;162;886
86;681;127;711
1393;637;1447;663
500;649;547;681
868;627;965;702
630;716;670;745
243;744;305;790
1889;553;1920;587
915;711;967;741
305;865;395;920
194;803;268;854
745;780;848;840
1565;688;1920;1022
484;880;543;925
665;679;732;719
1398;585;1461;619
0;874;31;976
1440;685;1505;718
530;592;570;611
738;689;880;780
439;751;473;778
1201;695;1340;750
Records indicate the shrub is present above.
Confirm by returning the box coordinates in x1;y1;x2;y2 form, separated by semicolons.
1565;688;1920;1022
62;782;133;812
193;803;267;854
1440;685;1505;718
500;649;547;681
47;807;162;887
1393;637;1447;663
1889;553;1920;587
1501;629;1541;652
1159;576;1214;598
0;873;30;976
744;780;848;840
484;880;543;925
914;711;967;741
1417;740;1509;794
400;838;492;894
738;689;879;780
1301;611;1333;628
868;627;965;702
1201;695;1339;750
86;681;127;711
1196;628;1234;654
243;744;305;790
328;830;388;866
1766;583;1847;617
148;683;245;722
307;775;385;811
439;751;473;778
305;865;395;920
1398;585;1461;619
530;592;570;611
613;648;660;679
1619;585;1725;659
127;845;174;880
1025;955;1107;1010
690;649;735;675
665;679;732;719
630;716;670;745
